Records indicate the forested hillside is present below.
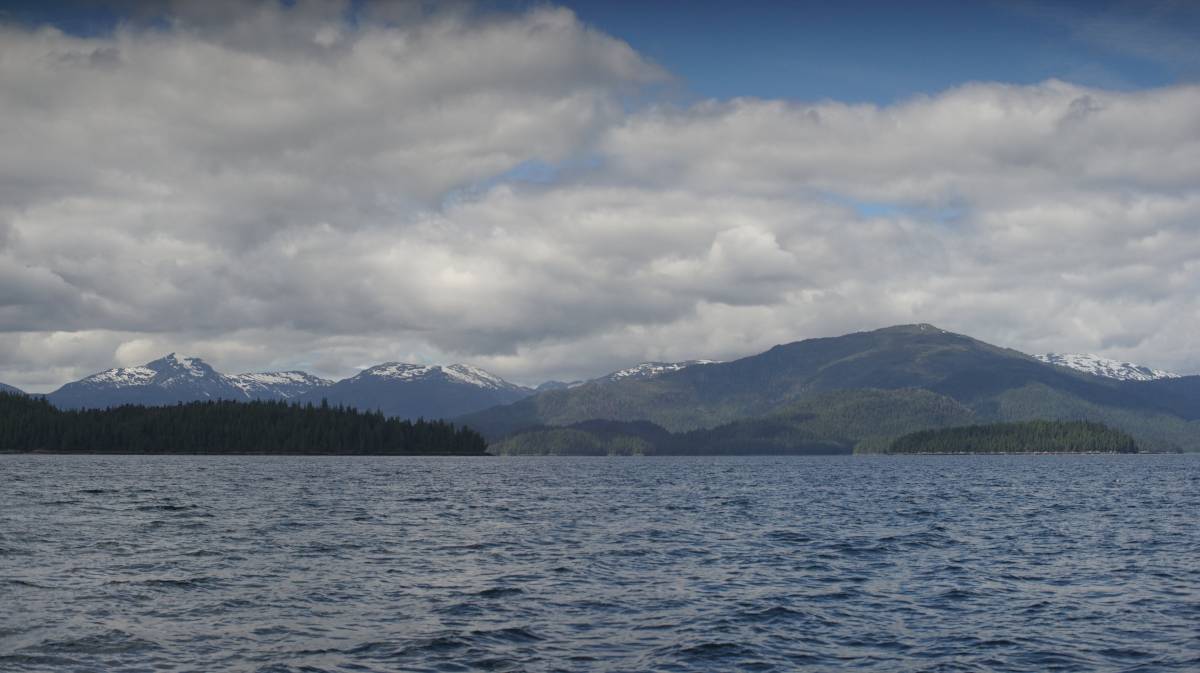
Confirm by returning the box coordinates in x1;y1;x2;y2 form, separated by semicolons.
492;388;975;455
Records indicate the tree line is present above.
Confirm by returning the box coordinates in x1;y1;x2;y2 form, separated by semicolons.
888;420;1138;454
0;392;487;455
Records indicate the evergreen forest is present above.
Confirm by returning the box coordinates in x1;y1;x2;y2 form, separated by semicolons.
0;392;487;455
887;420;1138;454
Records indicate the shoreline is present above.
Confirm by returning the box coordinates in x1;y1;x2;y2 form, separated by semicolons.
2;450;492;457
881;451;1141;456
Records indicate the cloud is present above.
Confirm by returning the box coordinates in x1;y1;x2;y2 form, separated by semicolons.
1;2;1199;391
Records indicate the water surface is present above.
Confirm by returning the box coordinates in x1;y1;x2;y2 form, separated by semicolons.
2;454;1198;672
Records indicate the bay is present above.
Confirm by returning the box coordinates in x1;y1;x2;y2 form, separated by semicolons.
2;454;1198;672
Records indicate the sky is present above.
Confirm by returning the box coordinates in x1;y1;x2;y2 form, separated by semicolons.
0;0;1198;391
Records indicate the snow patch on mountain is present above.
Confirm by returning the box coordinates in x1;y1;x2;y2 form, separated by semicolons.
231;372;321;386
227;371;332;399
86;366;158;387
148;354;223;390
356;362;525;391
604;360;720;382
168;354;206;377
357;363;439;380
443;364;516;390
1035;353;1180;382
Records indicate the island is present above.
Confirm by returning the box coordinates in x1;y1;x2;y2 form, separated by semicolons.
886;420;1139;454
0;392;487;455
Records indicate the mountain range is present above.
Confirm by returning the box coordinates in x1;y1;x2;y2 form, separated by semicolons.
41;354;530;419
10;325;1197;453
304;363;531;420
32;353;718;421
46;354;332;410
461;325;1200;454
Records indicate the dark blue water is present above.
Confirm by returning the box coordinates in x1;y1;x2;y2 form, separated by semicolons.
2;455;1198;672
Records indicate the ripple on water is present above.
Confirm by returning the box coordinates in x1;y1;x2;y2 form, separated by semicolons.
0;454;1198;672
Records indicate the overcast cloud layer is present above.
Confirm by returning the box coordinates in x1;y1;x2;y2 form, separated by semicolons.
2;1;1199;391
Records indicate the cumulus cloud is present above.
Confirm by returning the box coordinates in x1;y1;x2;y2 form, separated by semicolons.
1;1;1199;391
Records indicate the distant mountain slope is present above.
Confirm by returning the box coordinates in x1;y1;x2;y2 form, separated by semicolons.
297;363;532;420
46;354;331;409
741;388;978;454
535;380;582;392
461;324;1199;452
1116;376;1200;421
1035;353;1179;381
493;419;672;456
531;360;715;393
600;360;719;383
493;388;976;456
462;325;1125;434
0;383;23;396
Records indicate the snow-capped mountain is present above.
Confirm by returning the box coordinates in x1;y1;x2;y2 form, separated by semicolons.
41;353;531;418
600;360;720;383
295;362;533;420
226;371;332;400
47;354;332;409
1035;353;1180;382
351;363;527;393
48;353;243;409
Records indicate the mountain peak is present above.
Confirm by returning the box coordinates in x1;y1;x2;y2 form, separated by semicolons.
307;361;532;419
875;323;949;335
54;355;332;406
1035;353;1179;382
147;353;214;377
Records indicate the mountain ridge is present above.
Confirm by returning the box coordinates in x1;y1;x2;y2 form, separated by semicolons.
460;324;1200;453
19;325;1200;451
44;354;530;419
295;362;532;420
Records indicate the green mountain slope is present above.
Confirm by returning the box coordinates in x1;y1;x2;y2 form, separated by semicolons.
493;388;977;456
1115;376;1200;421
989;383;1200;452
462;324;1198;452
